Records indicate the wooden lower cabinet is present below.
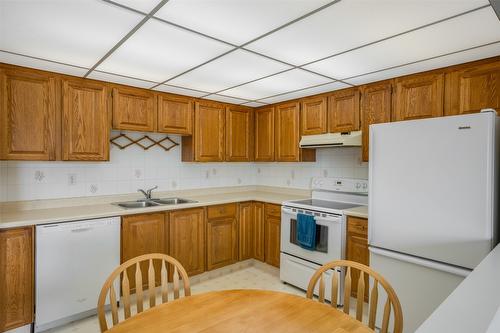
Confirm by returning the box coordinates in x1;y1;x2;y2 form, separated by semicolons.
264;203;281;268
238;202;265;262
346;216;369;301
168;208;205;276
0;227;34;332
253;202;265;261
207;204;238;270
121;213;167;290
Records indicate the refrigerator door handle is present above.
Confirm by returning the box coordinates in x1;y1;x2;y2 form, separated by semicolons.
369;246;471;278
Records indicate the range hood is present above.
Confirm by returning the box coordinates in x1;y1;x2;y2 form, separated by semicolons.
299;131;362;148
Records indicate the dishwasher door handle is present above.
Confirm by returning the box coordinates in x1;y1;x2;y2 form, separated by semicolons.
71;227;93;233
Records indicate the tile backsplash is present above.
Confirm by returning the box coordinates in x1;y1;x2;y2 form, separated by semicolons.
0;132;367;202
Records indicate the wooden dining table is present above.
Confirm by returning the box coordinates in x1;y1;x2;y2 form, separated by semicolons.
107;289;374;333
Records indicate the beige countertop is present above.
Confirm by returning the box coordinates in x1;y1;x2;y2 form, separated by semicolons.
343;205;368;219
0;186;309;229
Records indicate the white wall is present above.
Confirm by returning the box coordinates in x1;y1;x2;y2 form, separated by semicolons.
0;132;367;202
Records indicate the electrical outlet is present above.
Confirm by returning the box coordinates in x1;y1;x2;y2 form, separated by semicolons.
68;173;77;186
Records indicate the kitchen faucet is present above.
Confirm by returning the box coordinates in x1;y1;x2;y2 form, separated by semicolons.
138;186;158;200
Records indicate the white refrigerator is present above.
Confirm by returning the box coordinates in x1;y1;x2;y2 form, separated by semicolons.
369;111;500;333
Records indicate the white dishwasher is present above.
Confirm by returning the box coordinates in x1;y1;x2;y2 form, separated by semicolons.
35;217;120;332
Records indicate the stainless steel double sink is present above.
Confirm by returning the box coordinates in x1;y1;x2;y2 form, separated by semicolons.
113;197;197;209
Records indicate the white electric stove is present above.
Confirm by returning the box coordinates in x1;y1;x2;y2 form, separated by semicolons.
280;177;368;305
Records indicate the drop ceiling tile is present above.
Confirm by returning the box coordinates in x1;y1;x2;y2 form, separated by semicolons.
0;51;88;76
223;69;330;101
88;71;157;89
258;81;350;104
304;7;500;80
153;84;207;97
168;49;291;93
0;0;144;68
111;0;163;13
246;0;489;65
155;0;332;45
242;101;268;107
204;95;249;105
97;19;232;83
344;42;500;86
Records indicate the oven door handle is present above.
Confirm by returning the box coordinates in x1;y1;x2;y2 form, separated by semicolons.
281;207;342;224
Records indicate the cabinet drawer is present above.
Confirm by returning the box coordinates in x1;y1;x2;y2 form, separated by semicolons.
265;203;281;218
347;217;368;236
207;203;237;219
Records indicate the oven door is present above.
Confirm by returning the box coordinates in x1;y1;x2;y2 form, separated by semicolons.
281;206;344;265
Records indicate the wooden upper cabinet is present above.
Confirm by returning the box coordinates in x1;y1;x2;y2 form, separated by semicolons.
301;96;327;135
445;60;500;116
0;227;34;332
183;101;225;162
226;106;254;162
121;213;166;290
157;94;193;135
0;68;57;160
168;208;205;276
328;88;360;133
254;106;275;162
360;81;392;162
393;72;444;121
112;86;155;132
62;79;109;161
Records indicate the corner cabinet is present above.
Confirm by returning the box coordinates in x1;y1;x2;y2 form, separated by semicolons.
206;204;238;270
328;88;360;133
445;61;500;116
360;81;392;162
254;106;275;162
393;72;444;121
112;86;156;132
301;95;327;135
0;68;58;160
225;106;254;162
264;203;281;268
168;208;205;276
0;227;34;332
238;201;265;262
346;216;369;300
275;102;315;162
182;101;225;162
157;94;193;135
62;78;110;161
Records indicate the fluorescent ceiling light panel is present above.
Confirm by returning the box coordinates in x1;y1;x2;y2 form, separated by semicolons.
0;0;144;68
344;42;500;86
258;81;350;104
168;49;291;92
153;84;207;97
88;71;157;89
223;69;330;100
246;0;490;65
111;0;163;13
155;0;332;45
304;7;500;79
0;51;88;77
96;19;232;83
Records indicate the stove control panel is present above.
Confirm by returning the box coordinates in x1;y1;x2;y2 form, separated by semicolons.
312;177;368;194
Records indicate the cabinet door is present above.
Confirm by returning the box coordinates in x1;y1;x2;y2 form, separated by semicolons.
346;217;369;300
264;203;281;268
0;227;33;332
301;96;327;135
194;102;225;162
168;208;205;276
239;202;254;261
112;86;155;131
157;94;193;135
122;213;166;290
328;88;360;133
393;73;444;121
275;102;300;162
361;82;392;162
62;79;109;161
445;60;500;116
254;106;274;162
253;202;265;262
0;68;57;160
226;106;254;162
207;217;237;270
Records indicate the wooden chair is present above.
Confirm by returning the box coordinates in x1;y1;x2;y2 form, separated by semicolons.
97;253;191;332
306;260;402;333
